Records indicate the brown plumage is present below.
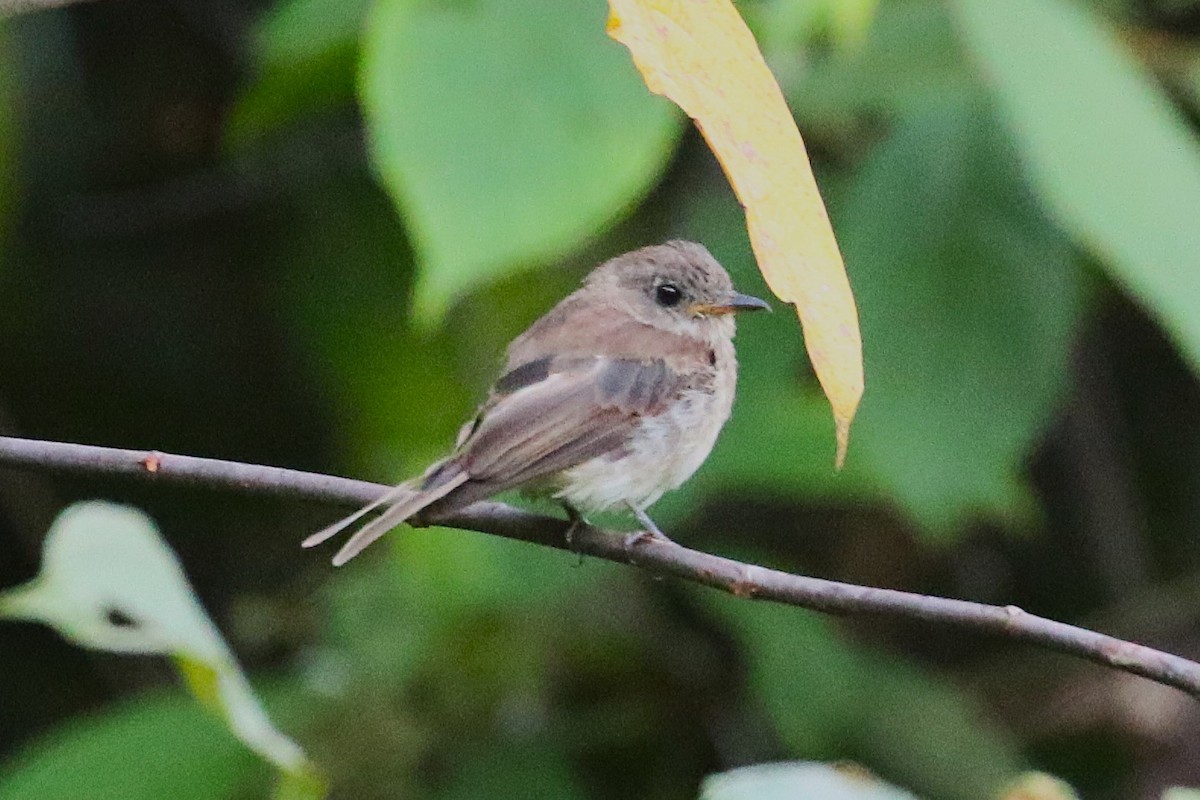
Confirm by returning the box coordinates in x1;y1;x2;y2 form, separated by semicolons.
303;240;769;565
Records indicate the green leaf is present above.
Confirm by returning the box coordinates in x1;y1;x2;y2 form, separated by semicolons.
359;0;682;319
256;0;369;69
951;0;1200;372
999;773;1080;800
701;762;919;800
840;99;1083;531
854;664;1022;800
0;689;257;800
226;0;369;147
721;600;869;755
1163;790;1200;800
0;502;325;798
0;503;233;658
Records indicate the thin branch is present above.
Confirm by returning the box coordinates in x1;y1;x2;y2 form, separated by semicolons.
0;0;101;17
2;435;1199;700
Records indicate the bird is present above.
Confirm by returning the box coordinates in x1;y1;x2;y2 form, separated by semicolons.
303;240;770;566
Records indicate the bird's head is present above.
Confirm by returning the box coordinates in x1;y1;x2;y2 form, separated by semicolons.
586;240;770;341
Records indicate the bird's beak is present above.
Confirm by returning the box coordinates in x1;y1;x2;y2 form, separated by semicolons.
692;292;772;316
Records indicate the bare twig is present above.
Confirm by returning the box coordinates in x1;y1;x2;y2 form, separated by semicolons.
2;435;1199;699
0;0;100;17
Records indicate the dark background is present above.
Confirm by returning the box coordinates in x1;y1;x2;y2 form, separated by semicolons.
1;0;1200;797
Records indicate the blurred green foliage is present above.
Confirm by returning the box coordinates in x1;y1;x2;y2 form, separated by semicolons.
226;0;367;148
0;29;13;255
1;0;1200;798
0;688;263;800
844;99;1083;530
953;0;1200;372
708;592;1023;797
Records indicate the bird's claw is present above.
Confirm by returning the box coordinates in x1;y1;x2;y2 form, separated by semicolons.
622;527;674;553
561;503;586;551
624;504;674;552
564;517;583;549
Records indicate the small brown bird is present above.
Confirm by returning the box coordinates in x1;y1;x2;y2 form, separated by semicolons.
304;240;769;565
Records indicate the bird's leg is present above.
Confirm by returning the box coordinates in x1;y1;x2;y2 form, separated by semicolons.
561;502;586;550
624;503;675;550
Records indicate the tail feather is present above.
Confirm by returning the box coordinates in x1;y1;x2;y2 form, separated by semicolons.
301;481;418;549
330;469;471;566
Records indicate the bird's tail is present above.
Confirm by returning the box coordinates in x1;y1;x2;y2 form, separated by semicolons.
302;466;470;566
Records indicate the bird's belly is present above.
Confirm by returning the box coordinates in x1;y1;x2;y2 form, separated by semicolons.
553;388;731;513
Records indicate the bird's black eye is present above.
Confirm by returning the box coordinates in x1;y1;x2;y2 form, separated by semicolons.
655;283;682;308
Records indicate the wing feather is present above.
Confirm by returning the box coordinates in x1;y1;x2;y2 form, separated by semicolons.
454;356;682;495
305;313;700;564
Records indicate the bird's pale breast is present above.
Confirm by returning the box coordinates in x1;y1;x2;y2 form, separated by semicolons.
552;339;737;513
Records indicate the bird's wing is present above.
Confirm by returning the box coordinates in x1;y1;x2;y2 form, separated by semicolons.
321;358;675;566
453;354;686;494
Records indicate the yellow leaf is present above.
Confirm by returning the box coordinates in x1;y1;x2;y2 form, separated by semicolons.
607;0;864;467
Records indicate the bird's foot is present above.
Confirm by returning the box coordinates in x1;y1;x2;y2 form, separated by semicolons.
623;504;676;552
561;503;586;551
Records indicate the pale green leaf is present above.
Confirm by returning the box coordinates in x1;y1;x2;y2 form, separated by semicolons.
1163;790;1200;800
952;0;1200;371
999;773;1079;800
701;762;919;800
0;503;232;659
0;502;325;798
359;0;682;319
